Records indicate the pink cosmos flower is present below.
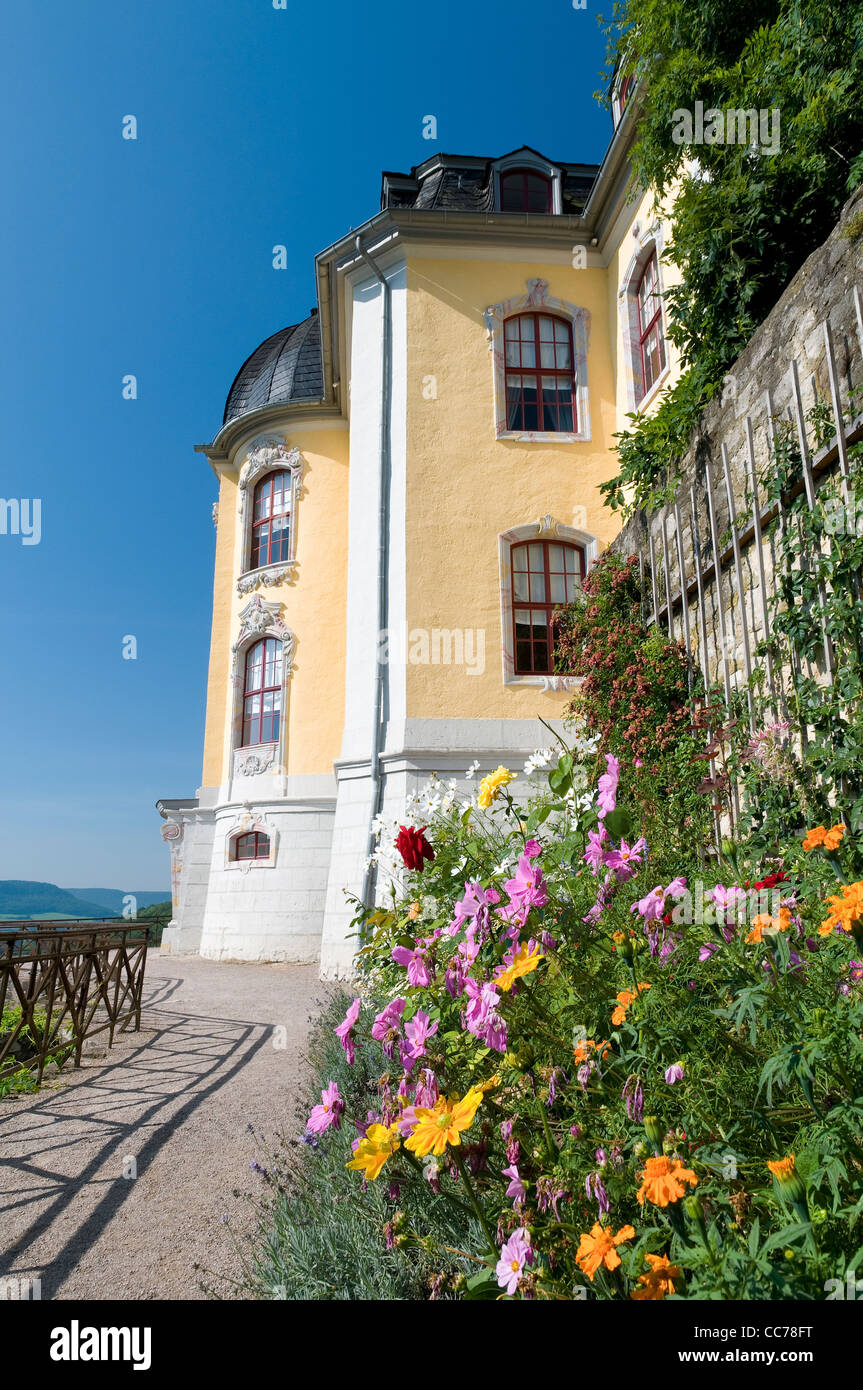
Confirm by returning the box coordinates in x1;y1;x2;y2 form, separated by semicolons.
307;1081;343;1133
665;1063;684;1085
496;1227;534;1296
503;1163;526;1209
632;876;687;923
597;753;620;820
584;826;609;875
604;836;648;883
371;998;406;1059
334;997;361;1065
391;943;431;987
403;1009;439;1061
415;1068;439;1108
699;942;719;962
500;855;549;924
524;840;543;860
396;1105;419;1138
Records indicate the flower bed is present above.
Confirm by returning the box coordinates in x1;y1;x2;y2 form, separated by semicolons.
289;746;863;1300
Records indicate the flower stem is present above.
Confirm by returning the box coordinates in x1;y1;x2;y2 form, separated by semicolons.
453;1148;498;1256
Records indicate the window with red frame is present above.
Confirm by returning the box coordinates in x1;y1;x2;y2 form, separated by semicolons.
618;74;635;115
499;169;553;213
231;831;270;862
250;471;291;570
242;637;282;746
512;539;585;675
504;313;575;433
636;251;666;398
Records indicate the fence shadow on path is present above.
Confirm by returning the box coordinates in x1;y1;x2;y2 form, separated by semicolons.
0;972;278;1298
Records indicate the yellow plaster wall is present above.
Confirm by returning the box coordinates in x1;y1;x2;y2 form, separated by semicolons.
200;426;349;786
403;255;620;722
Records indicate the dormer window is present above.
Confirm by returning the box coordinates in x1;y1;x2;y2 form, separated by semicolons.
500;169;552;214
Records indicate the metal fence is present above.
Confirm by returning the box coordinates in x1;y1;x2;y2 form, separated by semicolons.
627;285;863;730
0;920;150;1085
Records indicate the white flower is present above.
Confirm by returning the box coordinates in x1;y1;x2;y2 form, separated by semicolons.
465;760;481;781
523;747;555;776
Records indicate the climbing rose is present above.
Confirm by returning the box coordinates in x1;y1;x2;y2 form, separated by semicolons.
395;825;435;873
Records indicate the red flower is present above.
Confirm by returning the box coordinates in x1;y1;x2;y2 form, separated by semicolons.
395;825;435;873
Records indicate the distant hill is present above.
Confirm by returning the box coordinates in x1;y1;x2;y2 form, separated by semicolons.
66;888;171;913
0;881;111;920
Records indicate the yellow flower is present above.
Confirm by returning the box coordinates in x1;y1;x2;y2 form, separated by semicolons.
478;766;516;809
576;1222;635;1280
405;1087;484;1157
631;1253;682;1300
346;1123;400;1180
495;940;544;993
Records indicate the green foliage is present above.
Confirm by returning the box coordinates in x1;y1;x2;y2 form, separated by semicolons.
553;549;713;853
250;741;863;1299
245;992;484;1300
596;0;863;513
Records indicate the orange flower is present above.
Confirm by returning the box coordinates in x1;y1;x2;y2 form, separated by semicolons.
804;823;845;852
746;906;791;943
631;1252;682;1300
407;901;421;920
576;1221;635;1280
573;1038;610;1065
767;1153;796;1182
611;982;651;1025
637;1155;698;1207
802;825;828;851
819;881;863;937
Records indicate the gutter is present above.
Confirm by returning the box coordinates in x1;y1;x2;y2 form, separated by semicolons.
354;235;393;910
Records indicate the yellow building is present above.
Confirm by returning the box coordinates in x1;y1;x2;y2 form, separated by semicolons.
158;100;681;977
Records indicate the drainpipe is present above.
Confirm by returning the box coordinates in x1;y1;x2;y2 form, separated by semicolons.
355;235;392;909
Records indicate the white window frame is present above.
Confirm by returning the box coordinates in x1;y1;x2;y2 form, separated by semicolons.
224;817;278;873
618;222;670;412
228;595;296;785
498;516;598;689
492;151;562;214
484;279;591;444
235;437;305;595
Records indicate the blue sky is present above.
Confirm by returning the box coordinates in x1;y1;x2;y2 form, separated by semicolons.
0;0;611;891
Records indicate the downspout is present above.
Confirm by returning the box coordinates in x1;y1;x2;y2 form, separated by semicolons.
356;235;392;909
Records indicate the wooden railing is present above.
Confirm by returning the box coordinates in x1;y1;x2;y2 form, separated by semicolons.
0;920;150;1085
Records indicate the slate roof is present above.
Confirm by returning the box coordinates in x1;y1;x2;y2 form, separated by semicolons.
381;147;598;215
223;311;324;424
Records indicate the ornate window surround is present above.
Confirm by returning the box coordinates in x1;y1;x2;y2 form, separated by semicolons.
235;436;306;596
484;279;591;443
492;151;562;214
224;815;278;872
498;515;598;690
229;595;296;782
618;220;670;413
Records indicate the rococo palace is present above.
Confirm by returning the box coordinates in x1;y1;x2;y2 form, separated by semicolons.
157;86;681;978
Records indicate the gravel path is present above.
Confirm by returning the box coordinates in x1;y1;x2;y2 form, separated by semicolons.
0;952;331;1300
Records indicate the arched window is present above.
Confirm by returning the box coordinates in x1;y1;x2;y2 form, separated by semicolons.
512;539;584;675
242;637;282;746
250;471;291;570
504;314;575;432
500;169;552;213
231;831;270;862
636;252;666;398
